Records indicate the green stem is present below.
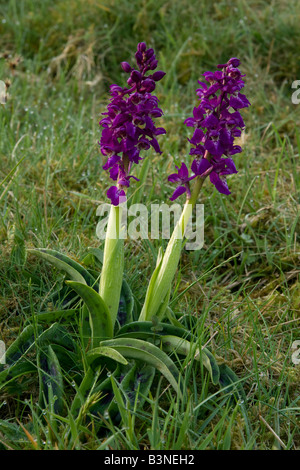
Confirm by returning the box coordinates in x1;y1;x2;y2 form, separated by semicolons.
99;204;124;329
139;176;205;321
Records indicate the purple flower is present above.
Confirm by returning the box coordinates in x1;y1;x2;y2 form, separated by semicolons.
172;58;250;198
168;163;195;201
100;43;166;205
107;186;126;206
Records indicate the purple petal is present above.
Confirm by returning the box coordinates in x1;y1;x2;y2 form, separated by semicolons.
193;106;204;121
169;186;187;201
150;137;161;153
184;117;196;127
113;113;130;127
229;93;251;109
154;127;166;135
209;172;231;195
178;162;189;180
203;71;214;82
125;122;136;139
229;145;242;156
191;158;213;176
189;145;205;157
188;128;204;145
204;138;224;158
103;154;120;170
222;158;237;174
202;114;219;128
109;164;119;181
168;173;182;183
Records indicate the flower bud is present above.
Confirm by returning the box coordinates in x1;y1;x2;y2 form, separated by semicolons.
130;70;142;82
137;42;147;52
142;78;155;92
149;59;158;70
146;48;154;58
121;61;132;73
152;70;166;81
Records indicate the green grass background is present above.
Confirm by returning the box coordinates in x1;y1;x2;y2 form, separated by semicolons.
0;0;299;450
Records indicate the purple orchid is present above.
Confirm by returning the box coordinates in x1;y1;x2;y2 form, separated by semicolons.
169;58;250;199
99;42;166;205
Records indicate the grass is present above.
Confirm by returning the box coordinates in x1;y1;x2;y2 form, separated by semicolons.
0;0;299;450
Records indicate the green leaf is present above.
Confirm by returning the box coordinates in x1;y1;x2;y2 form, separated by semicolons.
165;307;186;329
100;337;183;397
116;320;191;341
201;347;220;386
70;366;114;418
87;247;104;266
117;279;134;327
0;361;37;390
89;362;155;424
110;375;130;428
86;346;128;366
80;304;92;349
38;345;64;414
156;285;171;321
4;325;42;365
66;281;113;346
118;361;155;409
50;344;80;375
0;155;26;203
0;323;77;391
160;335;220;385
28;248;95;286
219;363;247;401
34;309;79;324
138;247;164;321
37;323;77;351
